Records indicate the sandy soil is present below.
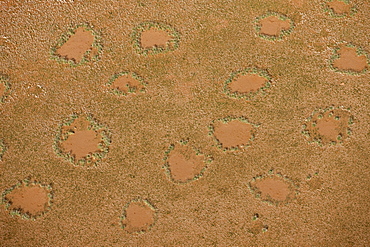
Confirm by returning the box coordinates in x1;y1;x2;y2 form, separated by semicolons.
56;27;94;63
140;29;171;49
333;45;368;72
259;16;291;37
327;0;351;15
0;83;5;99
254;177;292;201
110;73;145;94
121;200;156;233
4;184;50;217
228;73;268;93
166;143;206;183
213;119;254;149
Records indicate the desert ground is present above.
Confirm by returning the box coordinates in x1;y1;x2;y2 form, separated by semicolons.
1;0;369;246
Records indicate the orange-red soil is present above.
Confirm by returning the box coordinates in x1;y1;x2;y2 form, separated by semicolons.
60;117;103;161
259;16;291;37
228;74;268;93
327;0;351;15
166;143;206;183
5;184;50;216
121;201;155;233
110;74;144;94
253;177;292;202
56;27;94;63
213;120;254;149
333;46;368;72
304;108;352;145
140;29;171;49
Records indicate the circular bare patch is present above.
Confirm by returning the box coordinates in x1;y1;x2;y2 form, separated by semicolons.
163;140;212;184
210;117;257;151
302;106;354;146
330;44;368;74
255;13;294;41
0;74;10;103
107;72;146;96
2;178;53;220
326;0;356;17
224;68;271;99
0;139;6;161
120;199;156;234
51;24;101;65
248;171;298;205
53;114;111;166
132;22;180;55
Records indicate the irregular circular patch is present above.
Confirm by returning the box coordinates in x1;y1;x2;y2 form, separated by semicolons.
132;22;180;55
326;0;356;17
0;139;6;161
302;106;354;146
120;199;156;234
255;13;294;41
330;44;368;74
53;114;111;166
51;24;101;65
163;140;212;184
210;117;257;151
0;74;11;103
248;171;298;205
2;178;53;220
224;68;271;99
107;72;146;96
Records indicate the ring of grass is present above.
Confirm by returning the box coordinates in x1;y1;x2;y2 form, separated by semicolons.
53;113;112;166
107;71;147;96
324;0;357;18
223;68;272;100
209;116;259;152
301;106;354;146
119;198;157;234
0;74;11;103
329;43;369;75
247;170;299;206
131;21;180;55
254;12;294;41
162;140;213;184
50;23;102;66
0;139;6;161
1;177;53;220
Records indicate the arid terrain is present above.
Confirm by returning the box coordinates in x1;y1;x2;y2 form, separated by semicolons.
1;0;369;246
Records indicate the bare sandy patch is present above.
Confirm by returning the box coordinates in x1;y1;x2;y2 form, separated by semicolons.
302;107;353;145
54;114;111;166
140;29;171;49
228;74;267;93
108;72;146;95
327;0;351;15
211;118;256;150
2;179;52;219
164;141;211;183
249;172;297;205
121;200;156;233
332;45;368;73
260;16;291;36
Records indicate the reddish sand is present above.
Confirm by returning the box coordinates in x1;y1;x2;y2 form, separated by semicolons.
111;74;144;93
167;144;205;183
228;74;268;93
213;120;253;149
327;0;351;15
140;29;171;49
56;27;94;63
5;184;49;216
259;16;291;37
333;46;368;72
316;117;340;140
121;201;155;233
254;177;292;202
0;83;5;98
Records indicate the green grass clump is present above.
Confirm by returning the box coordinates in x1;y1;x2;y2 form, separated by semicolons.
0;139;6;161
223;68;272;100
0;74;11;103
1;177;53;220
131;21;180;55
